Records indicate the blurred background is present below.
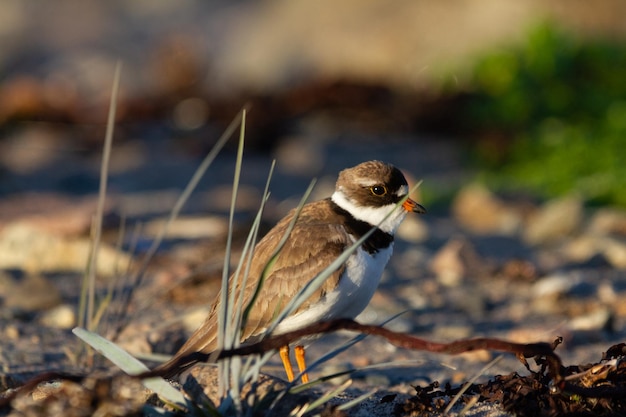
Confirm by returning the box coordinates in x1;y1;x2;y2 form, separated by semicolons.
1;0;626;208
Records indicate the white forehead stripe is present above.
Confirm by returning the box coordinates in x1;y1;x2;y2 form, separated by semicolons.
356;178;379;187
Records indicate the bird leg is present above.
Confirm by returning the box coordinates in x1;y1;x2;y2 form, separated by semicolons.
295;345;309;383
279;345;295;382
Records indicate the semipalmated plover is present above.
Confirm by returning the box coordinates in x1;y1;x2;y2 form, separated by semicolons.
156;160;425;382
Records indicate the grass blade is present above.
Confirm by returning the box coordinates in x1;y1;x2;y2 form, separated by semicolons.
72;327;187;407
78;61;121;332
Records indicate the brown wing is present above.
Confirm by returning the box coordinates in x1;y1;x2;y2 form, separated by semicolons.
158;199;349;372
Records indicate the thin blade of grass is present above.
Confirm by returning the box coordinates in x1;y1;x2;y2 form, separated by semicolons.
72;327;187;407
79;61;121;332
335;388;377;411
232;161;275;339
218;108;247;405
292;379;352;416
229;163;276;388
220;108;247;350
443;354;504;414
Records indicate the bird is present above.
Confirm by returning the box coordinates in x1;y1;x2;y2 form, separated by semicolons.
154;160;426;383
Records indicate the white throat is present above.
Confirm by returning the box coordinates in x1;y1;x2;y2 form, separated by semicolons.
331;190;407;234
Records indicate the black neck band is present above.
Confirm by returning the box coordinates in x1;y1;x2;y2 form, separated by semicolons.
329;199;394;254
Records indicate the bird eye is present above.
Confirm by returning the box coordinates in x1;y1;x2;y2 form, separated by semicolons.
370;185;387;196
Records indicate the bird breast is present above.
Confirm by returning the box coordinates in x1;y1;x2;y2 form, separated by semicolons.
272;244;393;334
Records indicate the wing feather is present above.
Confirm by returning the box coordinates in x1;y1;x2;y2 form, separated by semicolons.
162;199;349;367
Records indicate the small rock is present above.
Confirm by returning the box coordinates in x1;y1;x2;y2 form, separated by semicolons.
397;215;428;243
0;193;108;236
432;324;472;340
143;215;228;239
587;208;626;236
4;273;61;312
602;237;626;269
532;273;578;298
561;235;607;264
39;304;76;329
0;222;133;277
567;308;613;332
498;259;538;282
562;235;626;269
458;349;493;364
429;237;492;286
523;195;583;245
452;183;522;235
4;324;19;339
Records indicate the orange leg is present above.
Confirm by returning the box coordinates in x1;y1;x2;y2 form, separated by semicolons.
295;345;309;383
279;345;295;382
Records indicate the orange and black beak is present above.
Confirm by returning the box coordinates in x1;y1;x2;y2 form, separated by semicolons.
402;198;426;214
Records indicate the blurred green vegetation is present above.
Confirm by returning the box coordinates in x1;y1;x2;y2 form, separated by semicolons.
459;22;626;207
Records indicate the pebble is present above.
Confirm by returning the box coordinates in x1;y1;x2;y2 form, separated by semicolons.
397;216;428;243
39;304;76;329
430;239;467;286
532;272;578;298
432;325;473;340
429;237;491;287
587;208;626;236
452;183;522;235
0;222;133;277
4;273;61;312
143;215;228;239
4;324;19;340
523;195;583;245
563;235;626;269
566;308;612;332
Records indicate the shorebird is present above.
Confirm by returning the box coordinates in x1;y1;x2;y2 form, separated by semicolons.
155;160;425;383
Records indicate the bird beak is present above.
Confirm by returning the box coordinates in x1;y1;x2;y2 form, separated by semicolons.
402;198;426;214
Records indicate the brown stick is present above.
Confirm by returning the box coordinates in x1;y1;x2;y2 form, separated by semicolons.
144;318;564;382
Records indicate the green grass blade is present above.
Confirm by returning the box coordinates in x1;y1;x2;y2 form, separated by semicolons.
217;108;247;405
78;61;121;332
335;388;377;411
72;327;187;407
233;160;275;336
292;379;352;416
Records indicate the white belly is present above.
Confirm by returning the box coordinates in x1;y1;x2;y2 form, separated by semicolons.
274;244;393;334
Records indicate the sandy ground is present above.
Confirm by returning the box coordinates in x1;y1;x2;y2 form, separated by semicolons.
2;1;626;415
